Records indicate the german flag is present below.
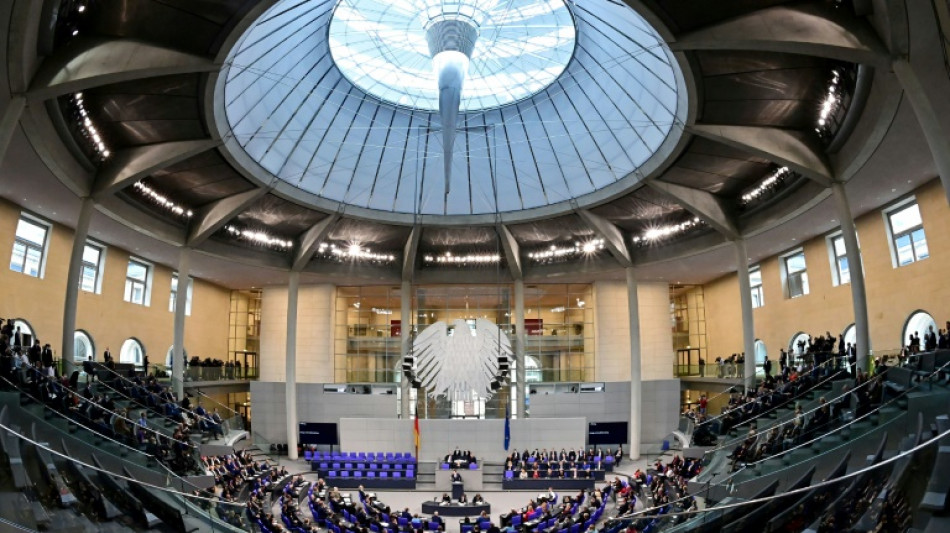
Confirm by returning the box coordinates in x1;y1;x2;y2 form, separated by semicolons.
414;416;420;456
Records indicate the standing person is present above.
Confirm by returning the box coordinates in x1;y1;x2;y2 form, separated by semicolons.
41;343;53;370
103;347;111;363
763;356;772;378
698;394;708;416
779;348;788;373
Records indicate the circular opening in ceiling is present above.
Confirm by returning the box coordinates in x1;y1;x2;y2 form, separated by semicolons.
327;0;576;112
216;0;687;222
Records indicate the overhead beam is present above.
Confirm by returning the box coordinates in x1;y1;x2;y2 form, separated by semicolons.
496;224;523;280
91;139;220;199
646;181;739;240
671;3;889;66
689;124;833;187
28;38;216;100
402;226;421;281
186;188;268;247
291;214;339;271
577;209;632;267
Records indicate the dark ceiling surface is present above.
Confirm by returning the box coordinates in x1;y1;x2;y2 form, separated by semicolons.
2;0;941;289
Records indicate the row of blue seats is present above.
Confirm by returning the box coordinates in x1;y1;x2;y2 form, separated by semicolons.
315;462;415;470
304;451;415;462
327;470;414;479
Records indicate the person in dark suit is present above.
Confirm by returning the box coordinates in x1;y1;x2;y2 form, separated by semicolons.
450;469;462;483
82;356;95;383
458;493;468;504
41;344;53;369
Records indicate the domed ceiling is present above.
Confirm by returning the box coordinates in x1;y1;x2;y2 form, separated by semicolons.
6;0;912;286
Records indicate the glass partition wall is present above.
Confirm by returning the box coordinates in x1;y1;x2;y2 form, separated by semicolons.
334;284;594;419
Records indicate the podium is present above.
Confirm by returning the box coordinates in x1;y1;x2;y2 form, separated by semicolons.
452;482;464;500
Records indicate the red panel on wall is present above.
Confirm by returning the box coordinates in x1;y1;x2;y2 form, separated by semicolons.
391;320;401;337
525;318;543;335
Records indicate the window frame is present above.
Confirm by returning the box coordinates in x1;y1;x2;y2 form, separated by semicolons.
779;248;809;299
10;214;51;279
169;273;193;316
123;258;153;306
749;266;764;309
80;241;106;294
825;232;852;287
883;198;929;268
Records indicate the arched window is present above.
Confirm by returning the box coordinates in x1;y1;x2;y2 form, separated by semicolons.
165;345;188;368
74;330;95;362
789;332;810;356
120;338;145;367
12;318;36;348
902;311;936;350
754;339;768;376
842;324;856;353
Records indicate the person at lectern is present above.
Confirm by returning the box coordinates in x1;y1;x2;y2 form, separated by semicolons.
450;469;463;483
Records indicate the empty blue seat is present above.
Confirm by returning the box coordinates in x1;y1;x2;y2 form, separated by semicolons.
341;471;349;478
504;470;514;479
382;464;390;470
304;450;313;461
462;526;474;533
333;462;341;469
394;464;402;470
380;472;388;478
345;463;353;469
441;463;450;470
354;471;362;478
393;472;401;478
406;471;414;478
428;522;440;531
367;472;376;478
469;462;478;470
397;518;409;528
328;471;337;478
320;462;329;469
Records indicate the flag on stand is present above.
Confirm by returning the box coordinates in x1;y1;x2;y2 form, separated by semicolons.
504;405;511;451
414;416;420;456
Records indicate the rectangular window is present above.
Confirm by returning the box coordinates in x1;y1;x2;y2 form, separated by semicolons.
782;250;809;299
886;201;928;267
80;243;105;293
10;216;49;277
825;234;852;286
124;259;150;305
169;274;193;316
749;267;764;308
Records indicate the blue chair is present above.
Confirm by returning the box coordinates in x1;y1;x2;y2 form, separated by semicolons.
333;462;341;469
370;463;378;470
462;526;474;533
367;471;376;478
354;471;362;478
393;472;401;478
504;470;514;479
345;463;353;469
441;463;450;470
359;452;367;459
511;516;522;527
341;471;349;478
320;462;329;469
304;450;313;461
328;471;338;478
380;472;388;478
394;464;403;470
406;471;414;478
382;464;390;470
398;518;409;528
469;462;478;470
569;524;580;533
371;524;380;533
428;522;440;531
382;513;390;523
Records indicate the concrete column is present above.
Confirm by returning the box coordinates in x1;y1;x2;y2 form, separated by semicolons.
61;197;95;377
892;59;950;204
400;280;411;418
514;279;526;418
286;271;300;459
625;267;641;460
172;247;191;400
735;239;756;392
831;182;871;372
0;96;25;166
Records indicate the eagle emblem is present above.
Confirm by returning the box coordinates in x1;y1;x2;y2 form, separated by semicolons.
407;318;512;401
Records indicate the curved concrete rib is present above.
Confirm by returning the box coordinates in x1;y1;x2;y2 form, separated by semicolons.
29;38;216;100
92;139;221;200
646;180;739;240
689;124;833;187
671;3;889;67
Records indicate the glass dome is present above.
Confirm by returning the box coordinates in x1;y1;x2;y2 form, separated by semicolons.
328;0;576;111
218;0;686;219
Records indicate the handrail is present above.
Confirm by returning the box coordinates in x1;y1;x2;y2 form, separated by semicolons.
696;354;846;430
0;375;193;485
88;370;193;431
705;360;882;453
0;515;39;533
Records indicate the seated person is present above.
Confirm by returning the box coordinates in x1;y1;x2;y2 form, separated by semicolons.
458;493;468;504
472;493;485;505
440;493;451;504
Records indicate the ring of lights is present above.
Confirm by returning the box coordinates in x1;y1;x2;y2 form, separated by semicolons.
211;0;693;225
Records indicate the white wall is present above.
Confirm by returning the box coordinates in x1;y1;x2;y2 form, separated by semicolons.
593;280;675;381
259;284;335;383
